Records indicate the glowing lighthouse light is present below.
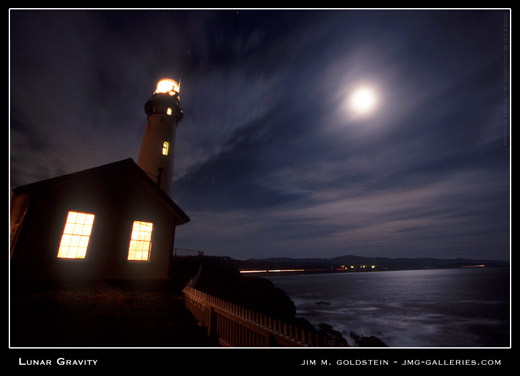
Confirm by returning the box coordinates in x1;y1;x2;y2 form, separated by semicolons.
155;79;180;96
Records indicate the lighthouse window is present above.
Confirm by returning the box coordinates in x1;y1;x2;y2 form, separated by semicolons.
127;221;153;261
166;107;173;116
57;211;95;259
162;141;169;156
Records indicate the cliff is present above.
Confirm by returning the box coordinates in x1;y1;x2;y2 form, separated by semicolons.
171;255;297;322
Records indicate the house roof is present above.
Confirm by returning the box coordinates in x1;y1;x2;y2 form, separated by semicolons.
12;158;190;225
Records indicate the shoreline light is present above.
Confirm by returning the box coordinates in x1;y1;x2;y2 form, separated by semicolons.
239;269;305;274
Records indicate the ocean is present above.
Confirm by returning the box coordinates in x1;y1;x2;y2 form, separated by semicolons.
266;267;510;347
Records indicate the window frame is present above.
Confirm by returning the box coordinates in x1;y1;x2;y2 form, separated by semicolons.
57;211;95;260
127;220;154;262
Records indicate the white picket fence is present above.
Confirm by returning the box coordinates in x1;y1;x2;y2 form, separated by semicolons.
183;285;343;347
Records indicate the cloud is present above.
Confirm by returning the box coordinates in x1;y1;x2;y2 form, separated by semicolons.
176;167;507;259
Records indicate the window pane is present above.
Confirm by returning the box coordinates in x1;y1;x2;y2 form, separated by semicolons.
60;234;72;246
67;248;77;259
85;214;95;226
81;225;92;236
57;245;69;258
79;237;90;247
70;236;80;247
73;224;84;235
63;223;75;234
76;213;86;224
67;211;77;223
76;247;87;259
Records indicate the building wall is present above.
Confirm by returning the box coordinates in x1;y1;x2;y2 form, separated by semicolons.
11;167;178;281
137;112;178;193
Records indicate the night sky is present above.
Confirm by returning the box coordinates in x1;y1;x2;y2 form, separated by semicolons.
10;10;510;261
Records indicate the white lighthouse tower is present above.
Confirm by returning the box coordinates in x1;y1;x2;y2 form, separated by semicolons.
137;79;183;196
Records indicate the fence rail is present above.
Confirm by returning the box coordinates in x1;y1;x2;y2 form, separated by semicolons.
183;285;343;347
173;248;204;257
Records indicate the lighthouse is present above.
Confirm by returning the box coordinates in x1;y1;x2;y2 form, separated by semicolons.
10;77;189;282
137;78;184;196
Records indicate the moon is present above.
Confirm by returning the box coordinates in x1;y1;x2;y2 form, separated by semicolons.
349;86;378;115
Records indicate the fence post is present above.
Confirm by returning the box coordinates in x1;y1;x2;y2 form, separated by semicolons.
207;305;215;337
323;336;329;347
305;331;310;346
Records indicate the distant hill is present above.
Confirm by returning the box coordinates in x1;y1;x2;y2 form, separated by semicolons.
232;254;509;272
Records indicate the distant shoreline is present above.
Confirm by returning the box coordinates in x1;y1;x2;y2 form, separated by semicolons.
240;264;507;276
231;254;509;276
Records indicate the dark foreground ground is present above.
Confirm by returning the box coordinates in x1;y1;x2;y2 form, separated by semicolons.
10;280;219;347
10;257;384;347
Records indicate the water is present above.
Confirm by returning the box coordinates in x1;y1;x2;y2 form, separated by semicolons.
266;268;510;347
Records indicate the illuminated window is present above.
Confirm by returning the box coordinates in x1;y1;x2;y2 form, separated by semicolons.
127;221;153;261
57;211;95;259
162;141;169;156
166;107;172;116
